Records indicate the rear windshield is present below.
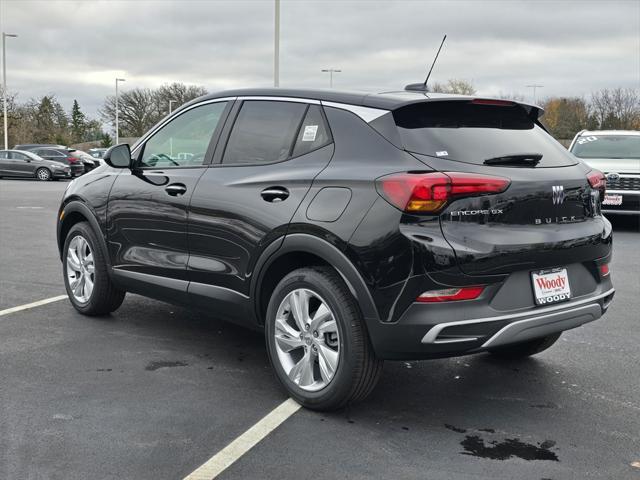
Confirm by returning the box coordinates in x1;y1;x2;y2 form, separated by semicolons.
393;101;577;167
571;135;640;159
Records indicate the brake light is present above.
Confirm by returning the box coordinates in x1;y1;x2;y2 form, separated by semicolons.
599;263;610;277
587;170;606;197
376;172;510;214
471;99;515;107
68;156;79;163
417;286;485;303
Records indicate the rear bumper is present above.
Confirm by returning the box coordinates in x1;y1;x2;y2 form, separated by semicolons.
366;281;614;360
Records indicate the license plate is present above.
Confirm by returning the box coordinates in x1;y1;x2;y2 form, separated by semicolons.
531;268;571;306
603;194;623;206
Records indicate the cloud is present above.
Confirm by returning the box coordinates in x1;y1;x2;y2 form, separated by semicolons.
1;0;638;118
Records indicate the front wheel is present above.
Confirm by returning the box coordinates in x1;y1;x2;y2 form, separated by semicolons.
63;221;125;315
36;168;51;181
488;332;561;359
265;267;383;411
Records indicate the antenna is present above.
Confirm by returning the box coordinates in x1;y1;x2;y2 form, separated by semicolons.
405;34;447;92
423;34;447;89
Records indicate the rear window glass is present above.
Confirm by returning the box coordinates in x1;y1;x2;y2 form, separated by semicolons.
571;135;640;159
393;102;577;167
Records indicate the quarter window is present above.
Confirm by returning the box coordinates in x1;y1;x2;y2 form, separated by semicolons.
292;105;331;157
140;102;228;168
222;101;307;165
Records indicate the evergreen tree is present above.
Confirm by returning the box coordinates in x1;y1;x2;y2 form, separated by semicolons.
70;99;86;142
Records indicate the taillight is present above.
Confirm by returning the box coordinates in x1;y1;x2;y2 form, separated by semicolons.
599;263;610;277
68;156;79;164
417;286;485;303
587;170;606;197
376;172;510;214
471;98;515;107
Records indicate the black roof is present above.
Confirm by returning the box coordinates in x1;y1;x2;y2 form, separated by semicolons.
196;88;542;116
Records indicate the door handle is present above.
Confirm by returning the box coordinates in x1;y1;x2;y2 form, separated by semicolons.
165;183;187;196
261;187;290;203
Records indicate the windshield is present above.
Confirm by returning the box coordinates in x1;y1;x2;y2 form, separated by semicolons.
393;101;577;167
571;135;640;159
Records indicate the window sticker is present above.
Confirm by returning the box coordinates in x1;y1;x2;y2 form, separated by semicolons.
436;150;449;157
302;125;318;142
577;136;598;145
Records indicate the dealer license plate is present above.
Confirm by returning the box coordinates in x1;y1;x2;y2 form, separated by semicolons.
603;194;623;206
531;268;571;306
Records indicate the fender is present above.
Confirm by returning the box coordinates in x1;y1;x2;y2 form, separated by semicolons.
251;233;380;324
57;200;112;271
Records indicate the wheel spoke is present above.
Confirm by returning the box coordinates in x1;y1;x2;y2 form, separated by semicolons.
298;352;315;387
85;253;95;274
317;344;338;383
275;317;304;352
84;275;94;298
318;319;337;335
73;275;85;297
67;255;81;271
288;350;313;385
310;303;331;331
289;290;309;331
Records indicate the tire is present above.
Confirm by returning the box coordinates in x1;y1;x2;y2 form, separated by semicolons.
62;221;125;315
36;168;51;181
265;267;383;411
488;332;561;359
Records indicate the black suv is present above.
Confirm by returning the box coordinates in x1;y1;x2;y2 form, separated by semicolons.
57;89;615;410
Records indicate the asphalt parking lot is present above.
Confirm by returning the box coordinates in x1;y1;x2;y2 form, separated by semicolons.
1;178;639;480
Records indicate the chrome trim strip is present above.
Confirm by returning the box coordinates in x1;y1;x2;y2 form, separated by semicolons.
421;288;615;344
321;101;389;123
481;303;599;348
610;173;640;178
606;189;640;195
131;97;237;154
603;209;639;215
236;96;320;105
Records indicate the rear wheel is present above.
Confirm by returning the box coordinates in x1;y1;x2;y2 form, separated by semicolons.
488;332;561;359
63;221;125;315
36;168;51;181
265;267;383;411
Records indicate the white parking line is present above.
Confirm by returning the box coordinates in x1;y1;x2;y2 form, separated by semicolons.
184;398;301;480
0;295;68;317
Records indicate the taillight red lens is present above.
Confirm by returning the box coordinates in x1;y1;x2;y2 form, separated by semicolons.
68;156;79;163
376;172;510;214
587;170;606;195
599;263;610;277
417;286;485;303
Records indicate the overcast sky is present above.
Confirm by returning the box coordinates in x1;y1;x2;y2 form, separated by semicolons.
1;0;639;119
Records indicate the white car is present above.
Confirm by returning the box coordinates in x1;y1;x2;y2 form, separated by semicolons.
569;130;640;215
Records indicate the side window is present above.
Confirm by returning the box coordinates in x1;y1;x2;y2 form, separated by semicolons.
0;151;8;159
292;105;331;157
12;152;28;161
140;102;227;168
222;101;306;165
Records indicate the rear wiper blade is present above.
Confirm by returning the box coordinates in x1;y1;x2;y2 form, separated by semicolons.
483;153;542;166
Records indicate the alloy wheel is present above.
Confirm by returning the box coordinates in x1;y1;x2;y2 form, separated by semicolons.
37;168;50;181
66;235;95;303
274;288;340;392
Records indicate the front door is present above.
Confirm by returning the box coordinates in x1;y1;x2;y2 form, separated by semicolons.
106;100;231;300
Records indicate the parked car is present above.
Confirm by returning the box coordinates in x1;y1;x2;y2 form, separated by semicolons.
69;150;98;172
0;149;71;180
57;89;614;410
14;143;67;150
569;130;640;215
88;148;107;159
28;147;85;176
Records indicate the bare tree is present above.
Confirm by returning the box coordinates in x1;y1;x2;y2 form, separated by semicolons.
590;88;640;130
100;88;157;137
430;79;476;95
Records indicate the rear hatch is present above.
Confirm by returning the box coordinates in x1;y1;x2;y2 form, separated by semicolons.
392;99;610;276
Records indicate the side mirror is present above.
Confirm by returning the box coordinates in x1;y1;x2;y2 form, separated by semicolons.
104;144;132;168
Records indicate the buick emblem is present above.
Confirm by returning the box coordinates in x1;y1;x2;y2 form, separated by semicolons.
552;185;565;205
606;172;620;182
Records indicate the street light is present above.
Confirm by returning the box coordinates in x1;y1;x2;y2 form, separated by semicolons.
168;99;177;114
321;68;341;88
2;32;18;150
525;84;544;105
274;0;280;87
115;78;125;144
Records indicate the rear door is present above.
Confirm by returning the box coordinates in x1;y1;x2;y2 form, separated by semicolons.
393;100;609;277
11;151;38;176
106;100;231;299
187;99;334;320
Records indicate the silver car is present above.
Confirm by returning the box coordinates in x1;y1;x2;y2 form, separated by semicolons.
569;130;640;215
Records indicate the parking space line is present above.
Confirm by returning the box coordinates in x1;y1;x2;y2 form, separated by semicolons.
0;295;68;317
183;398;301;480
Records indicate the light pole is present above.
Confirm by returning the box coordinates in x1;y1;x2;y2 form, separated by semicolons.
274;0;280;87
168;99;177;114
115;78;125;144
2;32;18;150
526;84;544;105
321;68;341;88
